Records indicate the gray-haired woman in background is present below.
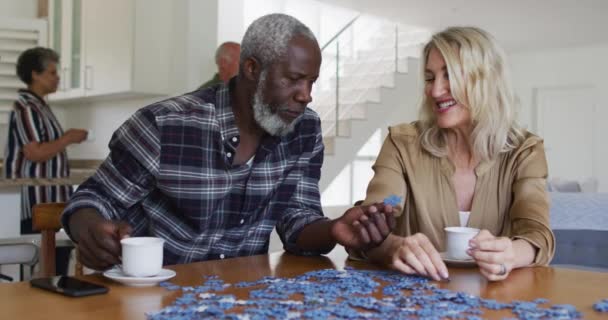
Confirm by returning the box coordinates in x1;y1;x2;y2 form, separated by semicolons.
4;47;87;274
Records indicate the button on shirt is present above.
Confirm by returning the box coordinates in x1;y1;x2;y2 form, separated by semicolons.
61;81;328;265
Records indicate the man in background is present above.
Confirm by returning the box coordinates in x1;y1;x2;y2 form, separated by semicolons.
199;41;240;89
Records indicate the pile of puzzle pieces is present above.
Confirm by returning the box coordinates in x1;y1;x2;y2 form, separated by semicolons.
147;267;601;319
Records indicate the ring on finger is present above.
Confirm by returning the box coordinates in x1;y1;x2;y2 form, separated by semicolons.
497;263;507;276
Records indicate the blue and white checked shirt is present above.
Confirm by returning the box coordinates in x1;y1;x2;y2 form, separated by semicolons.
62;82;329;265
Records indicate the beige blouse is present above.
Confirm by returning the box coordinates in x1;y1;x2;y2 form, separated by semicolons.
363;123;555;265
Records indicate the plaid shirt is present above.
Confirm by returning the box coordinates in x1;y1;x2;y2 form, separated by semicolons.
62;82;328;265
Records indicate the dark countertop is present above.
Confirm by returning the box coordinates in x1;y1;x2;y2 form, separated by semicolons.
0;159;102;187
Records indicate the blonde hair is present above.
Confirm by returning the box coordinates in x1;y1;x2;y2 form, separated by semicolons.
418;26;525;162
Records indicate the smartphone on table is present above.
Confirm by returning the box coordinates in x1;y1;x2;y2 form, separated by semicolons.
30;276;109;297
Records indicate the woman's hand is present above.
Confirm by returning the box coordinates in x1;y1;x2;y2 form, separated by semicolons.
386;233;449;281
468;229;515;281
63;128;88;144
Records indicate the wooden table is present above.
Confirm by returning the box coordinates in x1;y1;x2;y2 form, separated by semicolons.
1;248;606;319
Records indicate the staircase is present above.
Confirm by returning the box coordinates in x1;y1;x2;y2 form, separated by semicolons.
310;16;430;192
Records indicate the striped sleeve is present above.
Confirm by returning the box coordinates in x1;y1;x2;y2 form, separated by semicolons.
61;107;160;237
13;101;43;145
276;119;329;255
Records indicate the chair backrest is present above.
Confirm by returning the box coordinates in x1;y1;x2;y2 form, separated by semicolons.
32;203;83;277
0;243;38;266
0;241;38;282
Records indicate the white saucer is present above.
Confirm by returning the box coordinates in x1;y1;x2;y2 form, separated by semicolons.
103;268;176;287
440;252;477;268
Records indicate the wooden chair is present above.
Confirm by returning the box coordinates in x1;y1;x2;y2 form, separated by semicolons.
32;203;83;277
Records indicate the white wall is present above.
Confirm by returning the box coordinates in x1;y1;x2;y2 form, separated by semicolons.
57;97;159;159
509;44;608;192
217;0;244;44
62;0;357;160
53;0;219;159
218;0;357;47
187;0;218;90
0;0;37;19
509;44;608;129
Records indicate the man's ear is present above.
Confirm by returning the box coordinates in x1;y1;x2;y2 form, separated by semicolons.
241;57;261;82
31;70;39;83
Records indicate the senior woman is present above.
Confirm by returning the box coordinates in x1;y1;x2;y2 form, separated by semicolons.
4;47;87;273
352;27;554;282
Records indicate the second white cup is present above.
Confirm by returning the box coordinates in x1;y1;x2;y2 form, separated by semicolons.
121;237;164;277
444;227;480;260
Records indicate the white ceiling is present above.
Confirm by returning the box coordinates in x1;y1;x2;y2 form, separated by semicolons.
321;0;608;52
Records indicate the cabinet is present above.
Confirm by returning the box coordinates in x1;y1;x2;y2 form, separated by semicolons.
49;0;172;102
48;0;83;99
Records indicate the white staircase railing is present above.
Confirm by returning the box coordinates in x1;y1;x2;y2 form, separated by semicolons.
311;15;430;144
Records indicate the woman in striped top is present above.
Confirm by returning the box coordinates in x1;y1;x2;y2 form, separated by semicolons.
3;47;87;235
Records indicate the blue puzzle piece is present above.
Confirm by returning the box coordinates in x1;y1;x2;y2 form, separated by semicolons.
594;299;608;312
383;194;402;207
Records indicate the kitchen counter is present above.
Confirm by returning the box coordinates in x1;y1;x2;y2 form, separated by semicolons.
0;159;103;238
0;171;95;187
0;159;102;280
0;159;102;187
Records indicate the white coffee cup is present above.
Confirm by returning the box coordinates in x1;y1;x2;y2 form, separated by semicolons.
121;237;164;277
444;227;480;260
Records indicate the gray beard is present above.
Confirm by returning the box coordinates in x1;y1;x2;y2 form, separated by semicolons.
252;71;298;137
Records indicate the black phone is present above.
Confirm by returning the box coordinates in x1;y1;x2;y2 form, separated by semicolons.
30;276;109;297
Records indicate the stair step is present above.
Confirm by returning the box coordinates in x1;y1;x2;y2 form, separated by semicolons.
355;44;422;61
330;73;395;90
321;119;351;138
367;31;430;50
313;102;367;122
319;58;421;192
341;58;412;77
324;136;335;155
313;88;381;106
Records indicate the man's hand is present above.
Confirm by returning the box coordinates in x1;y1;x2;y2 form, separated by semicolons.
330;203;396;250
69;209;132;270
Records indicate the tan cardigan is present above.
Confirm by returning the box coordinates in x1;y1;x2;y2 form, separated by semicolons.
363;123;555;265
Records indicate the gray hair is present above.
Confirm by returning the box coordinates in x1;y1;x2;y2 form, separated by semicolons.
16;47;59;85
240;13;316;70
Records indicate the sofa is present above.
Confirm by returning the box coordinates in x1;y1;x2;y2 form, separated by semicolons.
549;192;608;271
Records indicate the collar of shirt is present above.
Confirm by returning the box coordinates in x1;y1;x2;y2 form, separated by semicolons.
18;89;48;107
214;80;239;146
